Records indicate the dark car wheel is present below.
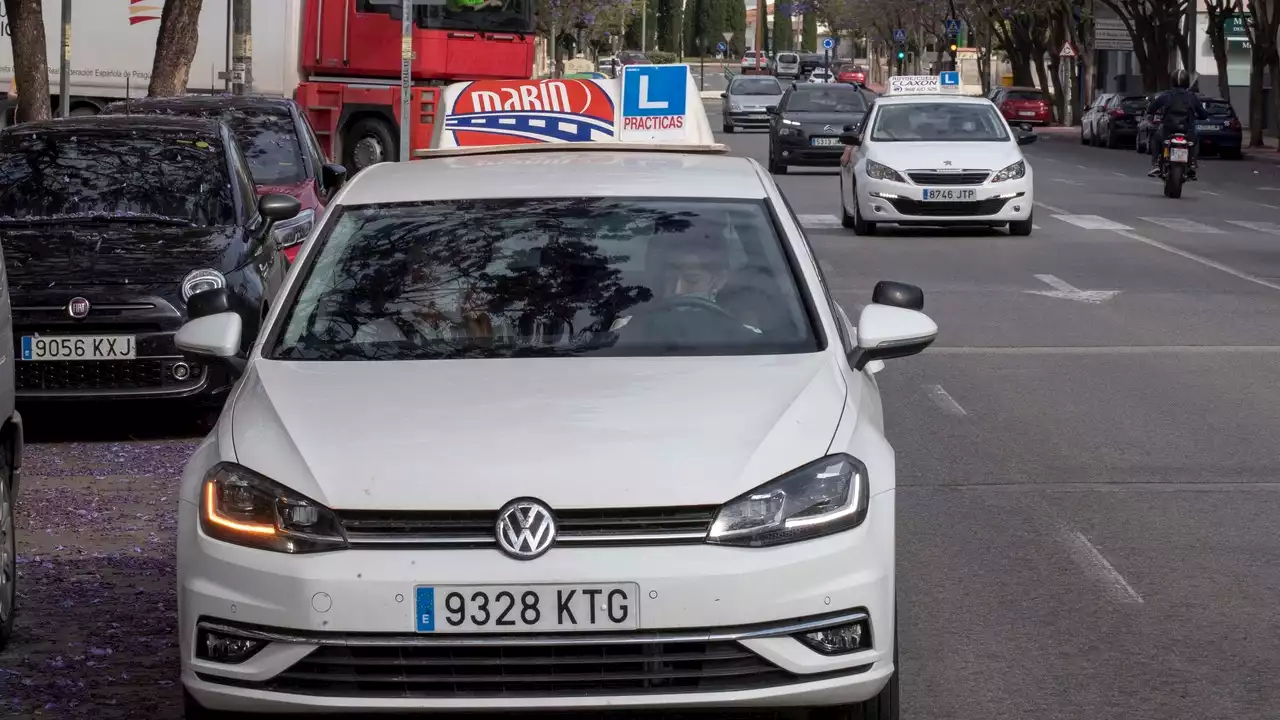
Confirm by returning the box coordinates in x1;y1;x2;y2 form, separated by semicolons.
342;117;397;174
768;148;787;174
723;123;735;133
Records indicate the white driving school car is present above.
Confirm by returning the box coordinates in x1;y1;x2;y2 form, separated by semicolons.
173;67;936;720
839;74;1038;236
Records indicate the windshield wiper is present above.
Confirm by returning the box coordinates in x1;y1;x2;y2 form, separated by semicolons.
0;213;195;227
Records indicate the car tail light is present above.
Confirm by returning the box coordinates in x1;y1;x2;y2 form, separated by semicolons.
1227;117;1242;129
1110;109;1125;117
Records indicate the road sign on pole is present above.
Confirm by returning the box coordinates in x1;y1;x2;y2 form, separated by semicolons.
944;18;961;35
723;31;734;42
717;41;727;52
892;28;907;43
1059;41;1076;57
822;37;835;50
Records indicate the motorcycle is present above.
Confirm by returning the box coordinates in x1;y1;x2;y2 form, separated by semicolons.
1158;132;1195;198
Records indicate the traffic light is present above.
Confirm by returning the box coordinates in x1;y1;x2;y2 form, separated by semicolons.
896;50;905;60
948;42;958;52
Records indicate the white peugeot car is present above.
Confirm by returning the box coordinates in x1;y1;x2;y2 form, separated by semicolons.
839;92;1038;236
173;144;936;719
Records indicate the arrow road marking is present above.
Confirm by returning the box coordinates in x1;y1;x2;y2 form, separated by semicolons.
1025;274;1121;303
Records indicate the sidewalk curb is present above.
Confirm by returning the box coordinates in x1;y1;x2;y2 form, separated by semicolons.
700;90;723;100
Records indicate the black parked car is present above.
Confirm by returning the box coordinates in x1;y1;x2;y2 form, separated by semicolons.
1195;97;1243;158
1094;94;1147;148
0;115;299;409
767;82;871;174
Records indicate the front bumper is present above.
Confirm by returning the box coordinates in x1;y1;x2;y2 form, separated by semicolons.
857;175;1033;225
775;132;845;166
725;109;773;128
179;491;896;711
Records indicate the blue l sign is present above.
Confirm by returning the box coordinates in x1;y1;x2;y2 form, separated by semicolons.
622;65;688;118
939;71;960;86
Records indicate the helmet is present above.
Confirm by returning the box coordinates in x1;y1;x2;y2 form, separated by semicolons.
1172;69;1190;89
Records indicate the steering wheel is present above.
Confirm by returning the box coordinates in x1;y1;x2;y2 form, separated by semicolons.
649;294;741;322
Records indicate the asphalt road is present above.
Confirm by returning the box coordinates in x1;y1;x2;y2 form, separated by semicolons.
704;101;1280;720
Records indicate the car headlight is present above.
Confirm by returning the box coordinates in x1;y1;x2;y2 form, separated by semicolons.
992;160;1026;182
728;101;742;111
707;454;869;548
181;268;226;302
200;463;348;554
271;207;316;248
866;160;906;183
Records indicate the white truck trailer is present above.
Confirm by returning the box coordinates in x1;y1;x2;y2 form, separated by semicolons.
0;0;298;126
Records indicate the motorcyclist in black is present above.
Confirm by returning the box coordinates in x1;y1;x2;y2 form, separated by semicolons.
1146;68;1208;179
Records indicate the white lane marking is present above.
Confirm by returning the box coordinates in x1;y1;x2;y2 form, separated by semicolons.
1075;164;1089;169
924;384;967;416
798;214;843;229
930;345;1280;354
1061;529;1144;605
1112;171;1127;177
1033;200;1069;213
1052;178;1082;186
1053;214;1131;230
1200;190;1220;196
1257;186;1280;191
1032;224;1042;230
1026;274;1120;303
1040;157;1061;163
1113;228;1280;292
1138;216;1223;234
1258;203;1280;210
1227;220;1280;235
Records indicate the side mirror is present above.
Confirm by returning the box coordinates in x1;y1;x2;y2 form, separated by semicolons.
765;105;779;115
259;193;301;223
840;131;862;146
176;311;243;360
871;280;923;310
187;287;232;319
849;303;937;371
1017;131;1038;146
720;92;728;99
321;163;347;191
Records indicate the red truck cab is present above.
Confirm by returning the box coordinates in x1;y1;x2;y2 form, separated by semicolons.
296;0;536;172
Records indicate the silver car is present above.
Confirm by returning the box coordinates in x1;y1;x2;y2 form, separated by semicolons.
720;75;785;133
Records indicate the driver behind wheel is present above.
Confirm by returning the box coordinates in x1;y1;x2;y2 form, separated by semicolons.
649;229;732;302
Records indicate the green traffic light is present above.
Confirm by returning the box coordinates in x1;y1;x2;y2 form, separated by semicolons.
896;51;905;59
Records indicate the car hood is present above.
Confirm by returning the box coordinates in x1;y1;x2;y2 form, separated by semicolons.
0;223;235;289
729;94;782;107
783;111;866;130
231;354;849;511
868;141;1022;171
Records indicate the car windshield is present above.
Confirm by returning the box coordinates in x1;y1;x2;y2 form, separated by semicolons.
871;103;1010;142
1120;96;1148;111
1203;100;1234;117
103;104;307;185
731;77;782;95
0;130;235;225
785;87;866;112
778;53;798;63
1004;90;1045;102
271;197;820;361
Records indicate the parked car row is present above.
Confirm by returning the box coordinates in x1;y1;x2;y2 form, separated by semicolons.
0;96;346;420
1081;91;1243;159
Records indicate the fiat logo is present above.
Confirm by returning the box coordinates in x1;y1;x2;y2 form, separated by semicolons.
67;297;91;319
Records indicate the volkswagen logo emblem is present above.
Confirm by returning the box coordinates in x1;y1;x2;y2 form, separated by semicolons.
66;297;91;319
494;498;557;560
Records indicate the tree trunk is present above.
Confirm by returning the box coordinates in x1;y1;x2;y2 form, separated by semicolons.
1270;52;1280;148
1248;51;1264;146
1033;53;1053;116
4;0;51;123
148;0;205;97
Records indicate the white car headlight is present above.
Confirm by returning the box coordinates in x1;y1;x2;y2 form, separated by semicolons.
992;160;1026;183
707;454;869;548
271;207;316;248
181;268;226;302
200;463;348;554
866;160;906;183
729;101;742;111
